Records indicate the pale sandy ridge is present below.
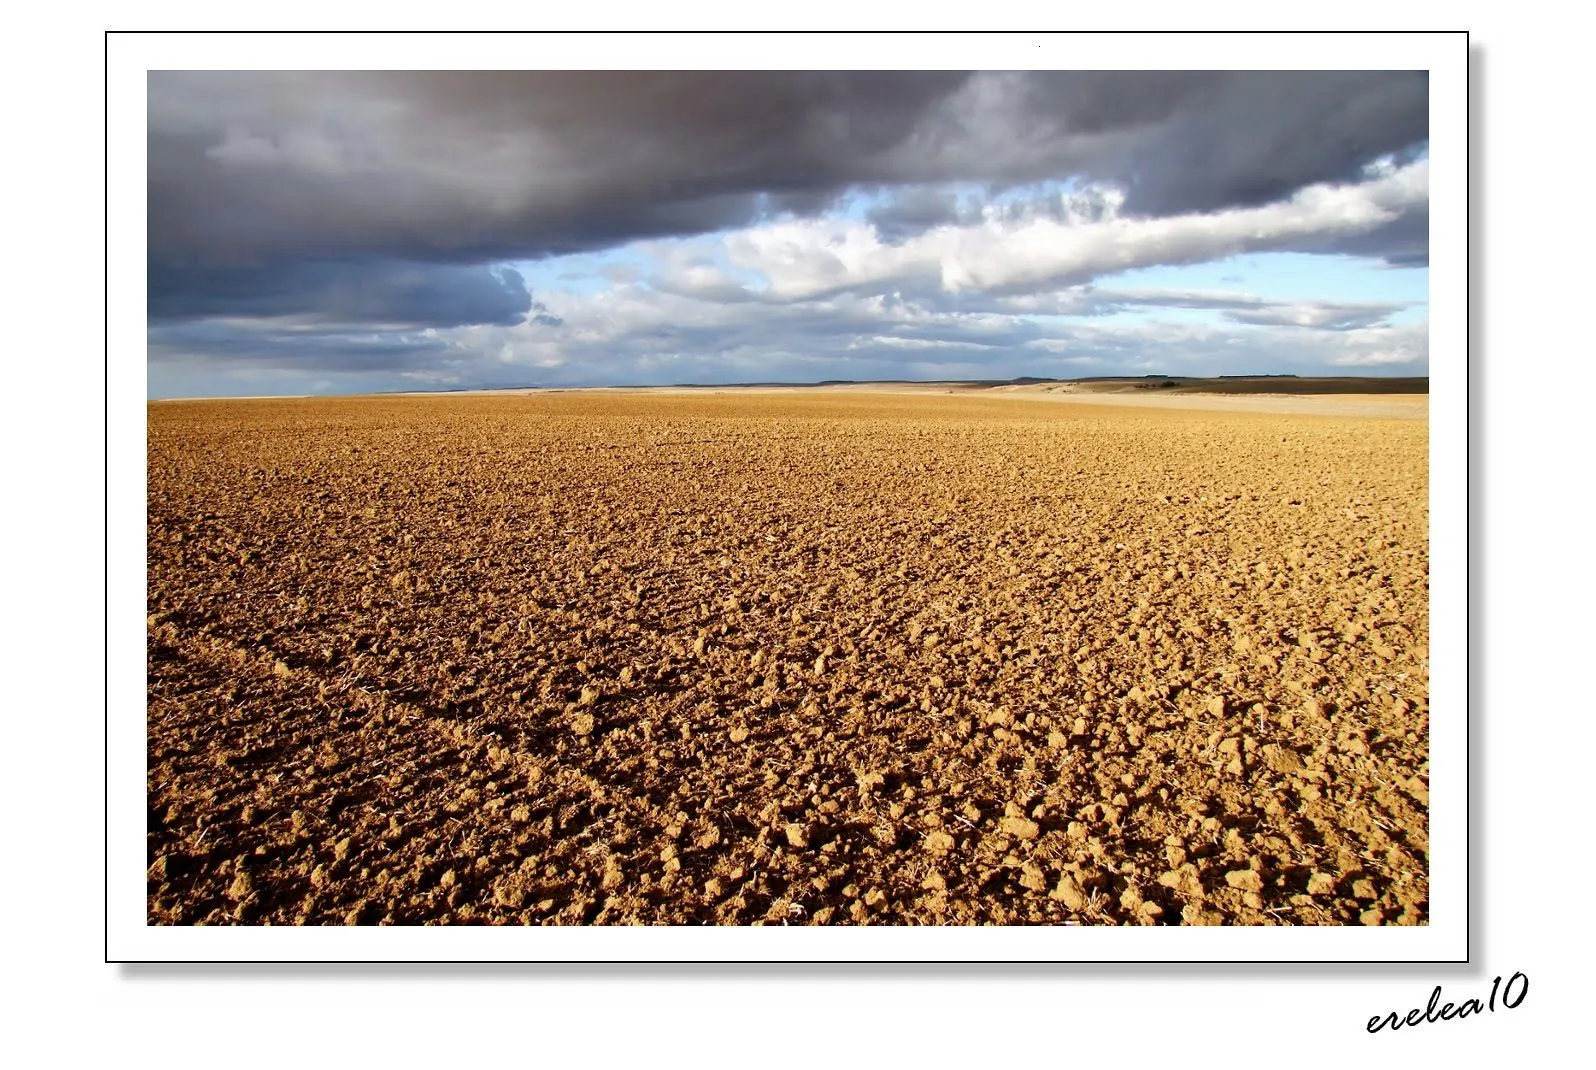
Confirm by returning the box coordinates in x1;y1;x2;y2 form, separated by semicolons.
991;389;1428;420
369;384;1426;420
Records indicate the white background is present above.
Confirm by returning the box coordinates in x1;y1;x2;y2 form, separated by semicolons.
6;4;1587;1065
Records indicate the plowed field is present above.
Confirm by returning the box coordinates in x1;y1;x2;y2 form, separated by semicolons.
147;390;1429;926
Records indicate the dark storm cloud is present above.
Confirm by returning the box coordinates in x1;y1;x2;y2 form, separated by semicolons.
865;187;966;242
1091;72;1430;216
148;319;454;371
148;260;531;327
1295;204;1431;267
149;70;1428;272
147;71;970;267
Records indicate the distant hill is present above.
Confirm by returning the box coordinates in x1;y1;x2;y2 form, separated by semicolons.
364;374;1430;398
1054;375;1427;396
669;374;1429;396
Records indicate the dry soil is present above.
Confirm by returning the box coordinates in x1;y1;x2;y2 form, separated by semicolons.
147;390;1429;926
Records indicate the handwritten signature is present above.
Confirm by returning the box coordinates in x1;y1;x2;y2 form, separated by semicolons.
1367;973;1528;1033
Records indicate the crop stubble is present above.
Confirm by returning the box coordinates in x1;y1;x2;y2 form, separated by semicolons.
147;391;1428;926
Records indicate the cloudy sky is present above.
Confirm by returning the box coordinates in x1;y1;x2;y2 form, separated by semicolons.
147;71;1428;398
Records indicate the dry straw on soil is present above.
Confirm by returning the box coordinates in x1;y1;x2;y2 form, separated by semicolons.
147;390;1428;926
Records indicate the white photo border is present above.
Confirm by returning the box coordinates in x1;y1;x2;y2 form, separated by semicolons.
110;30;1467;962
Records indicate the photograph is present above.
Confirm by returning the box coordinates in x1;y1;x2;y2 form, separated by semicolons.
7;13;1571;1068
142;67;1436;934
